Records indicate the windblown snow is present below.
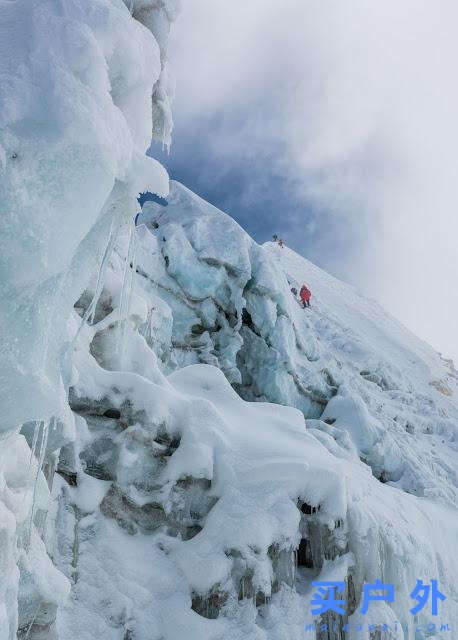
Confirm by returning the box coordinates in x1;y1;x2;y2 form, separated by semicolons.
0;3;457;640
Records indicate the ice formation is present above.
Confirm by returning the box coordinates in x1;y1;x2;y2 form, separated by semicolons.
0;2;457;640
0;1;173;637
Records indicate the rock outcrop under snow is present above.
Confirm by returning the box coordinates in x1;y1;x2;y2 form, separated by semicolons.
46;181;458;639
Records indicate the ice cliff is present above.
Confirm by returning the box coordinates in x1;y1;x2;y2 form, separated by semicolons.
1;3;457;640
0;0;175;637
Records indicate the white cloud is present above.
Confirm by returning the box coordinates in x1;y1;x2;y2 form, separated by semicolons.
168;0;458;362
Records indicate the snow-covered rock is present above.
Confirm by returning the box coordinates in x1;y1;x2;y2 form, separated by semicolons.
44;181;457;639
136;181;458;506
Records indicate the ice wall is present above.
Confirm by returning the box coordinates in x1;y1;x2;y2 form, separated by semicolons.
134;183;333;416
0;1;176;637
0;0;172;432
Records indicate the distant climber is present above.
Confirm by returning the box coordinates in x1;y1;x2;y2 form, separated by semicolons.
300;284;311;308
291;287;297;296
272;234;278;242
278;238;284;248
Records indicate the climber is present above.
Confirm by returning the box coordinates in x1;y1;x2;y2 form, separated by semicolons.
300;284;311;308
272;234;278;242
291;287;298;297
278;238;284;248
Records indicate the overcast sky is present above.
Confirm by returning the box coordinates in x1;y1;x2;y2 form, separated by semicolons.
154;0;458;363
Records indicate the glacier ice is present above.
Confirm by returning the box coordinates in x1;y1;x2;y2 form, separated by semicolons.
0;1;174;638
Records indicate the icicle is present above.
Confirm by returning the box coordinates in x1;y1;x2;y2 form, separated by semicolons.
117;220;137;367
21;421;41;515
124;223;137;334
72;206;123;350
26;420;49;552
87;212;120;325
39;452;58;542
26;422;40;482
292;549;298;585
29;422;40;467
86;212;121;325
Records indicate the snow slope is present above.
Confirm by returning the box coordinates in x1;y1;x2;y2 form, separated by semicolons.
43;180;457;640
137;181;458;506
269;242;458;505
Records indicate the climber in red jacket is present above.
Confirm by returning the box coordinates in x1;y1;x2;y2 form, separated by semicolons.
300;284;311;308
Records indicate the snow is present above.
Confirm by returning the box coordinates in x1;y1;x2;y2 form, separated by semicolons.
0;0;170;432
0;0;176;637
1;2;457;639
46;181;458;639
135;181;458;503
